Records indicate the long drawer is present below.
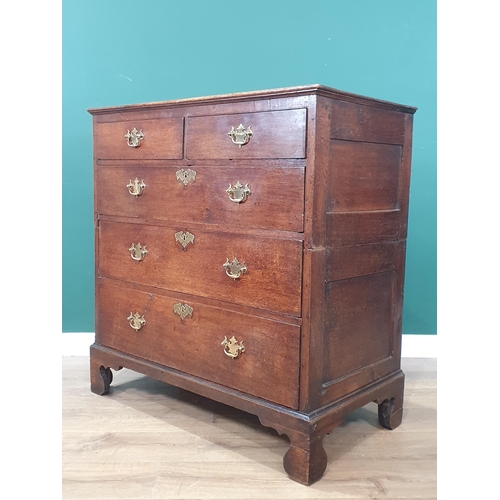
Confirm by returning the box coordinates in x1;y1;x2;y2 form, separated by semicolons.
96;281;300;409
96;165;305;232
98;221;303;316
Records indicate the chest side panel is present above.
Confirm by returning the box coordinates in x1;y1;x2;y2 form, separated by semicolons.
321;100;413;405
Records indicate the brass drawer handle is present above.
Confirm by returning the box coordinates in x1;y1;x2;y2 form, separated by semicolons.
127;178;146;197
129;243;148;261
175;231;195;250
173;303;193;320
125;127;144;147
226;181;251;204
228;124;253;147
221;335;245;358
127;312;146;331
176;168;196;186
223;257;247;280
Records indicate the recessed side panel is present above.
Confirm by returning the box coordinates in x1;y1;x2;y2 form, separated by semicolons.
323;270;395;379
328;141;402;212
321;234;406;405
330;99;406;145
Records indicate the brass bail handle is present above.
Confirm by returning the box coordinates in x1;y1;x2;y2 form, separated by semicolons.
223;257;247;280
125;127;144;147
226;181;251;204
228;124;253;147
127;178;146;197
129;243;148;261
127;312;146;331
221;336;245;358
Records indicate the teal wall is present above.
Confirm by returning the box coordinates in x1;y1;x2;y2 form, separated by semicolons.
62;0;436;334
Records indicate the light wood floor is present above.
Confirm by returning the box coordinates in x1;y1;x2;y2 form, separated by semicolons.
62;357;436;499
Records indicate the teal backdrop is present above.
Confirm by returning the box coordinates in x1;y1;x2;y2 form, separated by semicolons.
62;0;436;334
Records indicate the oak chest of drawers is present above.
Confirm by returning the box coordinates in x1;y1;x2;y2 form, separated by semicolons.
88;85;416;485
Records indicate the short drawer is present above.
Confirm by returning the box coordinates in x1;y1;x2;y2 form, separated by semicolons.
96;281;300;409
186;109;307;159
98;221;303;316
96;165;305;232
93;117;184;160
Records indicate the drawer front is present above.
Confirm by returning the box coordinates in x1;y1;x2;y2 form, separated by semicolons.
186;109;306;159
98;221;303;316
96;281;300;409
96;166;305;232
94;117;184;160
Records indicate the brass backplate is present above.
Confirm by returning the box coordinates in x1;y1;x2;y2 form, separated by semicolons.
175;231;195;250
173;303;193;320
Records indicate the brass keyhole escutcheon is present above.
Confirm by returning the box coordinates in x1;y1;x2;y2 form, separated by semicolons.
223;258;247;280
127;312;146;331
175;231;195;250
173;303;193;321
125;127;144;147
221;336;245;359
228;124;253;147
127;178;146;197
226;181;251;204
129;243;148;261
176;168;196;186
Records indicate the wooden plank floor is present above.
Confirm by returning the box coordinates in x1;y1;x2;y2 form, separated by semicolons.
62;357;436;499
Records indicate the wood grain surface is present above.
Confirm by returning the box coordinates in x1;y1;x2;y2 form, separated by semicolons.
96;281;301;408
62;356;436;499
98;221;303;316
186;109;307;159
96;164;305;232
94;116;184;160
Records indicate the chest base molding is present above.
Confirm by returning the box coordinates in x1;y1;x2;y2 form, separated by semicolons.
90;343;405;486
